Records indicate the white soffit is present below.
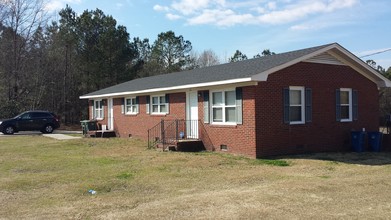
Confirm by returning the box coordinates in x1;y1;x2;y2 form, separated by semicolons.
251;44;336;81
304;52;346;65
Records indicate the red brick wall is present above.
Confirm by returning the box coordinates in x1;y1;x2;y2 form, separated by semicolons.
254;62;380;157
87;62;380;158
199;87;257;158
112;92;186;138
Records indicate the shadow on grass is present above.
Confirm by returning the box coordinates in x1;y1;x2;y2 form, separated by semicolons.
273;152;391;166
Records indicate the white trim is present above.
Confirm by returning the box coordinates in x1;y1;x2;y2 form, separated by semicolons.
339;88;353;122
151;94;169;115
251;44;336;82
93;99;104;120
107;98;114;130
210;88;237;125
186;91;199;138
124;97;139;115
80;78;253;99
251;43;391;88
289;86;305;125
327;49;391;88
304;52;346;65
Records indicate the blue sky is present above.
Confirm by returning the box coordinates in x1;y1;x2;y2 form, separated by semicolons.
46;0;391;68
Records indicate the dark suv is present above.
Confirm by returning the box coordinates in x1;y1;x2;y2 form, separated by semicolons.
0;111;60;135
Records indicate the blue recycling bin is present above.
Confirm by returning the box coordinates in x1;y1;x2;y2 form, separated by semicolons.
351;131;365;152
368;132;383;152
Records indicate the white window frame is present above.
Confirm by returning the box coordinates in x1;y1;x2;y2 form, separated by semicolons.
210;89;237;125
289;86;305;125
93;99;104;120
340;88;352;122
151;94;168;115
125;97;138;115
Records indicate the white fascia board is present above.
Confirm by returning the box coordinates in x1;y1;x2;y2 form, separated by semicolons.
251;44;338;81
329;45;391;88
79;77;253;99
251;43;391;88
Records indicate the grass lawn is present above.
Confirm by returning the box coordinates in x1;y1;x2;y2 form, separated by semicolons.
0;136;391;219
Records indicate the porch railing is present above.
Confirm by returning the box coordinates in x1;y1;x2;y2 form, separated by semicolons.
147;119;212;151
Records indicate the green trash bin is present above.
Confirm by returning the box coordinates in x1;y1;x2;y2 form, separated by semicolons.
80;120;98;135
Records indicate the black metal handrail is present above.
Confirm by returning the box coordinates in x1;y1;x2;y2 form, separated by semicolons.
147;119;206;150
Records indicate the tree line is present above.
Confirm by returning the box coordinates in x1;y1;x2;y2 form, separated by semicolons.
0;1;223;122
1;0;390;124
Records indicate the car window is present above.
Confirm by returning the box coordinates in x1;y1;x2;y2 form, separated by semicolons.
20;113;31;119
31;112;49;118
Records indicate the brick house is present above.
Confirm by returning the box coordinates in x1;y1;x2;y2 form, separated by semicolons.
80;43;391;158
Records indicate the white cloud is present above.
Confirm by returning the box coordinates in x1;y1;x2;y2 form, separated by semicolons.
153;4;170;12
45;0;82;12
171;0;211;15
267;2;277;10
154;0;359;27
188;9;254;26
290;24;311;31
166;13;182;20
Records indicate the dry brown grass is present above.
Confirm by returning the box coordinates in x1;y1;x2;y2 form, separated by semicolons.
0;136;391;219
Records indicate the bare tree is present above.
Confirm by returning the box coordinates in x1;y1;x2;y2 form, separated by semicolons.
0;0;48;105
197;49;220;68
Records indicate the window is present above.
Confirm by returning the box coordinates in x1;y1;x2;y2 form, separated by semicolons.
20;113;31;119
151;95;168;114
284;87;312;124
289;87;305;124
211;90;236;124
93;100;104;119
31;112;50;118
125;97;138;114
340;89;351;121
336;88;357;122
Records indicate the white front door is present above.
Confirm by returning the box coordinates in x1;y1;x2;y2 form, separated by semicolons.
186;91;199;138
107;98;114;130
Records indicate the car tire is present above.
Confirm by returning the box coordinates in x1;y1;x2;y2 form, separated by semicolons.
42;124;54;134
3;126;15;135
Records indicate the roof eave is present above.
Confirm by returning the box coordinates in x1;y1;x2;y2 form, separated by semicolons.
328;44;391;88
251;43;391;88
251;43;338;81
79;77;254;99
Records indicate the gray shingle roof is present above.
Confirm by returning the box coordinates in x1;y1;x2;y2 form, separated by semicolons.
81;43;334;98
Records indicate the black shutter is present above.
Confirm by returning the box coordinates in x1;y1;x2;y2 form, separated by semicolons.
305;88;312;123
203;91;209;123
146;95;150;114
283;88;290;124
336;89;341;122
353;90;358;121
121;98;125;114
236;87;243;124
165;94;170;113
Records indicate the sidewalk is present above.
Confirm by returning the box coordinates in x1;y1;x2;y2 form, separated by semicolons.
43;133;82;140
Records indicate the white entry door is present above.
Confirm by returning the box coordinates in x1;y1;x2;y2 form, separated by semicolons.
187;91;199;138
107;98;114;130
